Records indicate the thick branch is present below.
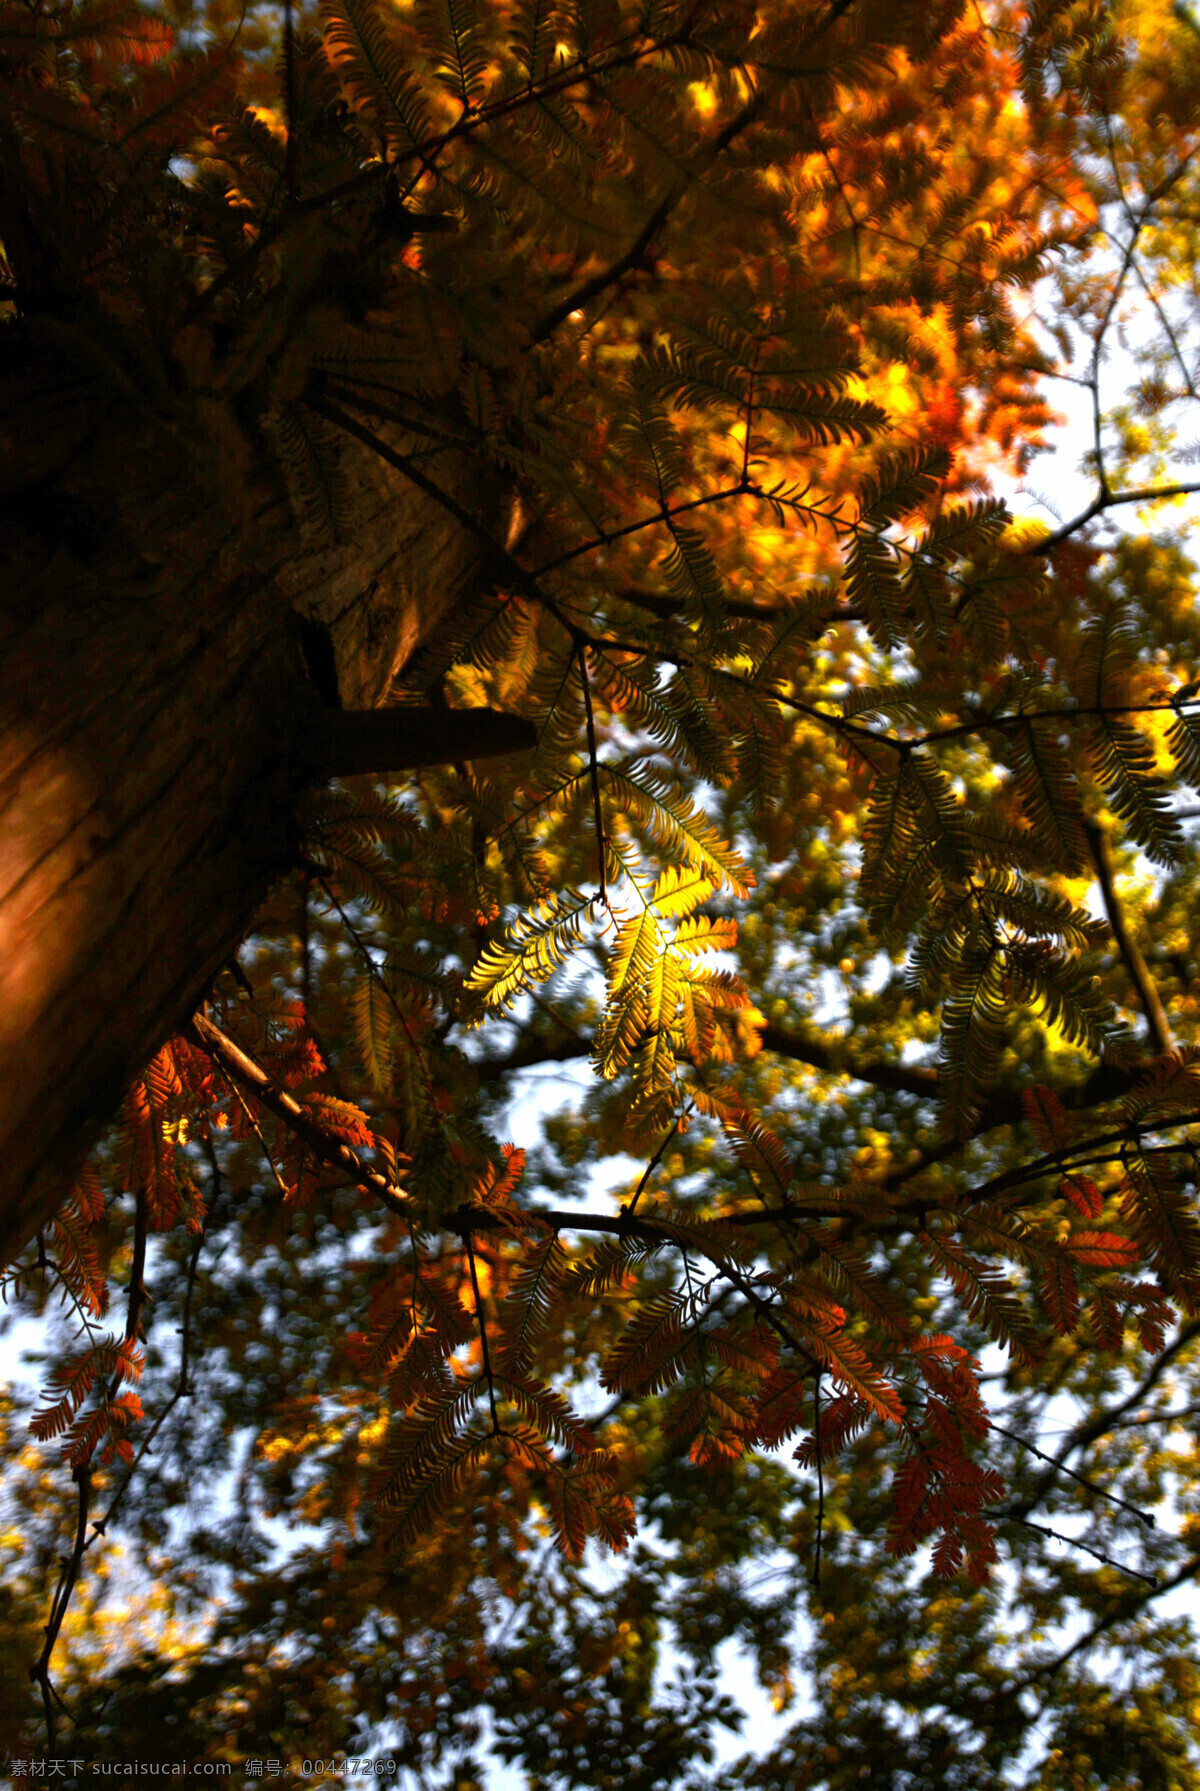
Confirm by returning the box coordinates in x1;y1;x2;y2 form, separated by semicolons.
531;184;683;346
758;1023;939;1100
473;1018;1143;1138
316;707;536;779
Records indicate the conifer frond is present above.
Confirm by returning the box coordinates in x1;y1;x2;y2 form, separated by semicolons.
1005;941;1116;1059
350;974;394;1095
756;387;887;446
958;1208;1065;1279
645;335;884;443
496;1372;598;1455
262;402;351;548
750;1364;815;1451
1083;717;1183;867
308;839;411;919
600;1286;702;1394
419;0;491;106
1066;1231;1141;1270
649;1209;759;1275
659;522;726;626
1120;1156;1200;1297
839;683;956;726
1120;1049;1200;1126
561;1234;658;1301
507;0;560;86
592;907;662;1081
51;1203;107;1318
1021;1084;1075;1153
604;762;752;896
1003;716;1089;872
591;659;723;782
31;1337;143;1444
804;1233;911;1345
792;1391;874;1468
350;1278;417;1375
497;1234;567;1375
650;862;715;919
674;979;716;1060
856;446;950;526
613;378;690;494
916;496;1009;562
702;1316;777;1381
411;1264;476;1350
672;914;736;955
303;1092;375;1149
1167;705;1200;788
888;1445;1004;1585
937;945;1009;1134
953;548;1048;657
793;1319;905;1423
721;1103;793;1202
627;970;680;1094
1073;604;1139;708
466;888;593;1012
322;0;431;154
974;869;1102;950
375;1418;492;1546
386;1326;457;1411
1039;1254;1082;1335
922;1233;1041;1362
664;1381;751;1467
542;1458;636;1559
845;532;908;648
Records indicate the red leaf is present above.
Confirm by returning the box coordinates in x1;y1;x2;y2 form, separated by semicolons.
1040;1257;1081;1335
1068;1231;1139;1268
1060;1173;1102;1219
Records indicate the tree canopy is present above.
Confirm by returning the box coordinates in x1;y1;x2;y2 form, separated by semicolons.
5;0;1200;1780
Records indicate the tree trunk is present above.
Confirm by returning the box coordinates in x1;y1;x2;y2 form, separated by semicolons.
0;329;490;1264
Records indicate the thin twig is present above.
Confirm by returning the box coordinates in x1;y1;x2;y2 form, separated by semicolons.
120;1184;149;1350
577;641;608;906
1004;1319;1200;1526
30;1463;91;1751
1085;820;1173;1055
531;184;683;346
1016;1551;1200;1689
810;1372;824;1589
624;1111;688;1220
990;1421;1156;1529
94;1144;218;1541
1001;1514;1159;1585
314;872;440;1110
463;1231;501;1438
220;1070;292;1200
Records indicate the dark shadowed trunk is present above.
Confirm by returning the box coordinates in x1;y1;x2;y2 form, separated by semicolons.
0;327;491;1263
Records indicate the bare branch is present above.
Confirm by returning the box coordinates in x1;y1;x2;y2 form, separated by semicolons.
1036;480;1200;552
1001;1514;1159;1585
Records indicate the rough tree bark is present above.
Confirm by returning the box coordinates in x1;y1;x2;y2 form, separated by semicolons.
0;325;499;1264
